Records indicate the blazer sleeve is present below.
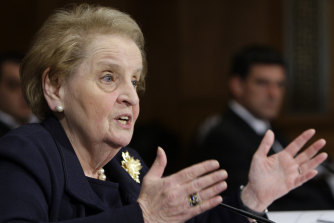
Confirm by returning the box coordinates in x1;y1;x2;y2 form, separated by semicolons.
0;130;145;223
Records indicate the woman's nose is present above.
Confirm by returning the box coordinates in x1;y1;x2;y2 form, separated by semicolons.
117;81;139;106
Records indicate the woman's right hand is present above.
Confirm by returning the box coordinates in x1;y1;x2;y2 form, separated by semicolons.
137;147;228;223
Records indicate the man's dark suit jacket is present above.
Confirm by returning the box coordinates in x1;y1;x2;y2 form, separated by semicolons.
196;107;334;211
0;115;250;222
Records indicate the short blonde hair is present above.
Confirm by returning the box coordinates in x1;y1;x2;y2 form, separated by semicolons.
21;4;146;120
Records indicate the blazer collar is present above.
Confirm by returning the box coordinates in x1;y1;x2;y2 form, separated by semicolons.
42;115;106;211
42;115;144;209
229;101;270;135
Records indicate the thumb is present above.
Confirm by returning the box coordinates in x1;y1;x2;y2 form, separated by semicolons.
145;147;167;179
256;130;275;157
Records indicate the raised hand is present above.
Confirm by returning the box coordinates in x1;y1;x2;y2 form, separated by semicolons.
241;129;328;212
137;147;228;223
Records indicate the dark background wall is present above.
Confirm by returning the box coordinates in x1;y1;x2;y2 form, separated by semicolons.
1;0;333;172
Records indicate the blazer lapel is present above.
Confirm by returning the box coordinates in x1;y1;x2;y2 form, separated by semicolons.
43;116;106;211
105;148;142;205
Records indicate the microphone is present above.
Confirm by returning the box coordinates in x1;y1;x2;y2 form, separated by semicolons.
219;202;275;223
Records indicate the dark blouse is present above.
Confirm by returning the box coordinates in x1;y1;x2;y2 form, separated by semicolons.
0;115;249;222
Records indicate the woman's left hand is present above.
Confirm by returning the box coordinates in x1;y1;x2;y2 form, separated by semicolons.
241;129;327;212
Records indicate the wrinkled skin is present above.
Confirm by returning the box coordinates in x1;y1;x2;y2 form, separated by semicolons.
138;129;327;223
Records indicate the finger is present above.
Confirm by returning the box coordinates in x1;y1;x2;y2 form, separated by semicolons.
295;139;326;164
145;147;167;179
254;130;274;157
170;160;220;185
187;195;223;218
184;169;228;194
295;169;318;187
285;129;316;157
300;152;328;174
197;180;227;201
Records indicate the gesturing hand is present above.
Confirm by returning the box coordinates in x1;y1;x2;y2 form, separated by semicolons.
137;147;228;223
241;129;328;212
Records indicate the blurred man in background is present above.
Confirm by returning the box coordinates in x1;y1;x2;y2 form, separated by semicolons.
0;52;38;136
192;45;334;210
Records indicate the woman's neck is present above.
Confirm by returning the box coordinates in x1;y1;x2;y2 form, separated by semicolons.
59;118;120;179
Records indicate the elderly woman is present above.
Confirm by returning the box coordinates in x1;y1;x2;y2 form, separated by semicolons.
0;4;327;223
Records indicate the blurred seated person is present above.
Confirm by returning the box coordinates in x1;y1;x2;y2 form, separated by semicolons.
192;45;334;210
0;52;38;136
0;4;329;222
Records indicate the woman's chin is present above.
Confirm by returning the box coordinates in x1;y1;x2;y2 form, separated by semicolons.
107;136;132;149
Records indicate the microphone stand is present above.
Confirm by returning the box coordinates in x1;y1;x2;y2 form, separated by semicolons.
219;202;275;223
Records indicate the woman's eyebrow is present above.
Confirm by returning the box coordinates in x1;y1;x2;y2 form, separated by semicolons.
97;61;142;75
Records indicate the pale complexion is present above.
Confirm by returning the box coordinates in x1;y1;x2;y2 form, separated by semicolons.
241;129;327;212
42;34;230;222
138;129;327;223
44;34;142;178
43;35;327;223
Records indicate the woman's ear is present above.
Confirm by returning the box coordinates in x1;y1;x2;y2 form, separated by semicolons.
229;76;244;99
42;68;63;112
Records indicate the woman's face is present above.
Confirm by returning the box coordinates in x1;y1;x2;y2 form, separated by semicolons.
60;34;142;150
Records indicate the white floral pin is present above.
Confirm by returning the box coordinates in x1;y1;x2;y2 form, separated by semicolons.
121;151;142;183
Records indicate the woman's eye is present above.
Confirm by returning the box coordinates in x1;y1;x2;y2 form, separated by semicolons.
131;80;138;87
102;74;114;83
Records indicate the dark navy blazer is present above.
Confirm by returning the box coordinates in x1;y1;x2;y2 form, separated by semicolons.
0;115;248;222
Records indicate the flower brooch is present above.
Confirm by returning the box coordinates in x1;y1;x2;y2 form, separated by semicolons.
121;151;142;183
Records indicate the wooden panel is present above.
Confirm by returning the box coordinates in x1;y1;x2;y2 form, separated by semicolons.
6;0;334;167
276;0;334;157
174;0;284;152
